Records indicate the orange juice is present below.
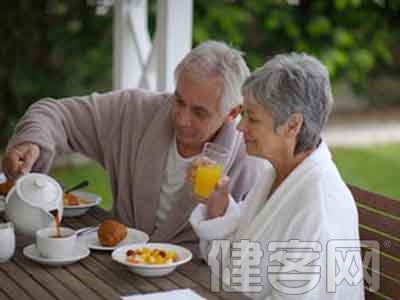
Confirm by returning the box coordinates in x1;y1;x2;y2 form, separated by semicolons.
194;165;223;198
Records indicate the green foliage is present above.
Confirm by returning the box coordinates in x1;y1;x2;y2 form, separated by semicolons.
1;0;400;149
193;0;400;90
0;0;112;146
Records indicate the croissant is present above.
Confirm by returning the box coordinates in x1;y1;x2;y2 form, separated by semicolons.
97;219;127;247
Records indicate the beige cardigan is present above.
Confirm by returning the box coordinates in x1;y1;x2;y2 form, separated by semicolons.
7;89;266;254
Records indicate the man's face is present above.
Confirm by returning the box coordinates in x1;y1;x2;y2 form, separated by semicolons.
171;72;227;154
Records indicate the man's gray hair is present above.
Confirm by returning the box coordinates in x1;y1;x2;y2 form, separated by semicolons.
175;40;250;114
242;53;334;153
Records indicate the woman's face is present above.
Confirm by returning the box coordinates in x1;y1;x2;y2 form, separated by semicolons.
237;96;289;162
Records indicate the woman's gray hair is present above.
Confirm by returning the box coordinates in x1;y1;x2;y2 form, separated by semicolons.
175;40;250;114
242;53;334;153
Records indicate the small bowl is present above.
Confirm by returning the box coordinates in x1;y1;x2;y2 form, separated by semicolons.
112;243;192;277
36;227;77;259
63;191;102;217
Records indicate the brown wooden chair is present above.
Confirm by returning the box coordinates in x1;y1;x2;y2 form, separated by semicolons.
348;185;400;300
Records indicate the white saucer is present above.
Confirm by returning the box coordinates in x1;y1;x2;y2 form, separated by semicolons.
78;227;149;251
23;244;90;266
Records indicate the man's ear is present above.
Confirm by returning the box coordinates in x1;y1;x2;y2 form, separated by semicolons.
224;105;242;123
284;113;303;138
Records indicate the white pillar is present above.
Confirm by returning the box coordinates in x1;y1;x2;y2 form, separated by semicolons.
155;0;193;92
113;0;193;92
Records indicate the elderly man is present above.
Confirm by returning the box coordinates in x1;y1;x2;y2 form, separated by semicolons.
2;41;266;253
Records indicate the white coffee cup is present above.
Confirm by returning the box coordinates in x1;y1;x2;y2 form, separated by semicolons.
0;222;15;263
36;227;77;259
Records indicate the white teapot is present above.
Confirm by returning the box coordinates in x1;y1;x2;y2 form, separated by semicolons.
5;173;63;237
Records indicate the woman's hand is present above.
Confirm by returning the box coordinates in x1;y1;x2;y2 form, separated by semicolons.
206;175;230;219
185;156;216;201
186;157;230;219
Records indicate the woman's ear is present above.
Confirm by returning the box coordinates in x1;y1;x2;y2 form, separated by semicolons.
224;105;242;123
285;113;303;138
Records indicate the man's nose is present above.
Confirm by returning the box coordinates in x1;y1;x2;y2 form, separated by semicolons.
177;109;192;127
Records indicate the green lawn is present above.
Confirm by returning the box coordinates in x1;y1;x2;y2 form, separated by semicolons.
331;144;400;200
50;144;400;209
50;162;113;209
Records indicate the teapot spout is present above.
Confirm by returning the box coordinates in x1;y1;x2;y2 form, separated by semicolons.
48;209;61;225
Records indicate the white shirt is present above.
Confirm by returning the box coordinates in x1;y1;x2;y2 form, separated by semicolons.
155;138;199;228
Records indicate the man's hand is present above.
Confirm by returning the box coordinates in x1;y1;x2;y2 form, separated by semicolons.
2;143;40;180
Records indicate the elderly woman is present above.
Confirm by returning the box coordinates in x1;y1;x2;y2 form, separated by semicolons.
189;53;364;299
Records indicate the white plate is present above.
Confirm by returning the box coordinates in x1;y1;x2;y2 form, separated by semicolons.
112;243;192;277
78;227;149;251
23;243;90;266
63;191;102;217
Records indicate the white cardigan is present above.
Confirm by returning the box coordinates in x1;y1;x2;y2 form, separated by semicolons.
190;142;365;300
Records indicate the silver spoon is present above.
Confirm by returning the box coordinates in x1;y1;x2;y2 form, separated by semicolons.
64;180;89;193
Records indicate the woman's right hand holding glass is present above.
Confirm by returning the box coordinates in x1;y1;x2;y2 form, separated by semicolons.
186;157;230;219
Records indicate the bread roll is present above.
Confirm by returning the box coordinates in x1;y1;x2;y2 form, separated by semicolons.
97;219;127;246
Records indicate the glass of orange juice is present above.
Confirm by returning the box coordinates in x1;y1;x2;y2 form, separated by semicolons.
194;143;229;198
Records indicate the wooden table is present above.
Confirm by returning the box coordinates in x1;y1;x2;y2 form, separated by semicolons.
0;207;249;300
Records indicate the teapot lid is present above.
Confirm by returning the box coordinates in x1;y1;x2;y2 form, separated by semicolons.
16;173;62;212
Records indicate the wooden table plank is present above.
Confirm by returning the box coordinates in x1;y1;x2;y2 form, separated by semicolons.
90;252;160;294
0;259;55;300
65;263;122;300
79;255;140;295
146;277;180;291
89;207;112;221
1;206;246;300
46;267;105;300
179;260;251;300
0;289;11;300
0;269;33;300
166;271;199;288
13;251;83;300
